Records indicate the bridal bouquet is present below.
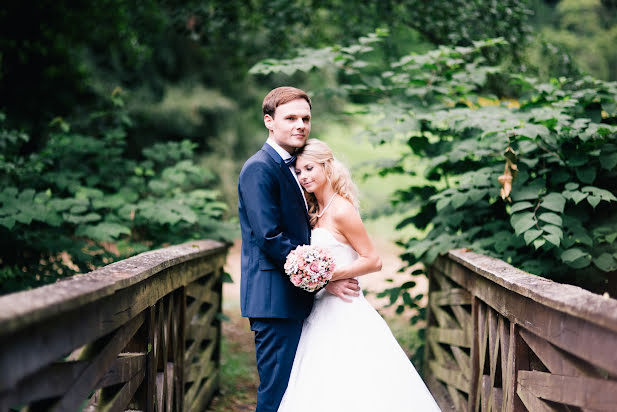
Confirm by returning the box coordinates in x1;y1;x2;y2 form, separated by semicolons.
284;245;336;292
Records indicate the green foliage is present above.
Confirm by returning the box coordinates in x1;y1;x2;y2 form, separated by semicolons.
0;1;164;133
317;39;617;296
399;0;533;53
527;0;617;81
0;93;234;294
398;76;617;288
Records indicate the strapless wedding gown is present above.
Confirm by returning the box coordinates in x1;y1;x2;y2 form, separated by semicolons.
278;228;441;412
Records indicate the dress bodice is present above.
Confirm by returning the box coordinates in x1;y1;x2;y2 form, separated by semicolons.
311;228;358;269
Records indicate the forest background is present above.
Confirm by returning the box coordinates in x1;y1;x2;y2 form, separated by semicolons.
1;1;617;407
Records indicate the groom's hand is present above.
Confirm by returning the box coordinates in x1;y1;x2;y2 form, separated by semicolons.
325;279;360;302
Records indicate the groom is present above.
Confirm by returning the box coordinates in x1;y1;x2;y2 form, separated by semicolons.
238;86;359;412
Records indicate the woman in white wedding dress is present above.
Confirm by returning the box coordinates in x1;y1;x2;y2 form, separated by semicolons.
278;139;441;412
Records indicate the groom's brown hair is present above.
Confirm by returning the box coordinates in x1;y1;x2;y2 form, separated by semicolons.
262;87;312;118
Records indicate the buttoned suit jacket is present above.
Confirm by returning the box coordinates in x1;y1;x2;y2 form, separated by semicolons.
238;143;313;320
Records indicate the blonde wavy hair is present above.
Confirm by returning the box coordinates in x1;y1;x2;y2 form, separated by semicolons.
296;139;359;227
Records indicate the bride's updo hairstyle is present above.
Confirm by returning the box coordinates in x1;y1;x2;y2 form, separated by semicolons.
296;139;359;227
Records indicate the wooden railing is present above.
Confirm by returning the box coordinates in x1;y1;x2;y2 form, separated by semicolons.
0;239;229;411
425;249;617;412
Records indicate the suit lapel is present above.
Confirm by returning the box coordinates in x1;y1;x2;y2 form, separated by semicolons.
261;144;310;224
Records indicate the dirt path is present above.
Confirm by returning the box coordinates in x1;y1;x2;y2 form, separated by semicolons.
207;235;427;411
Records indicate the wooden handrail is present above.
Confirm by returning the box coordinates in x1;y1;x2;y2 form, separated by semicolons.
0;239;229;411
426;248;617;412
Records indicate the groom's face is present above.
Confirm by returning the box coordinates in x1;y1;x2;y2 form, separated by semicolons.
264;98;311;154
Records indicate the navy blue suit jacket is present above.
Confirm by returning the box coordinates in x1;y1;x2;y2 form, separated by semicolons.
238;143;313;320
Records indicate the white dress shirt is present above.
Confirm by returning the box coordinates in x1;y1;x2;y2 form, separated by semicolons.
266;138;308;211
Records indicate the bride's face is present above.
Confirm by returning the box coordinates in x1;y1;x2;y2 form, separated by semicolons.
295;157;327;193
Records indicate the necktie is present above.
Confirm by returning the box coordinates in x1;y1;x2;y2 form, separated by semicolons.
284;155;297;166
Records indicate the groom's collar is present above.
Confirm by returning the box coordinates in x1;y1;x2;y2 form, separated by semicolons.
266;138;293;161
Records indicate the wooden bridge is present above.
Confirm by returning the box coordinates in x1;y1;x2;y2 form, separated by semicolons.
1;240;616;411
0;240;228;411
426;249;617;412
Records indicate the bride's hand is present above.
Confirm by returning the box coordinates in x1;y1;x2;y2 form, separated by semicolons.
325;278;360;302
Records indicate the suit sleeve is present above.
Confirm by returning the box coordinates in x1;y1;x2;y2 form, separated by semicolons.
238;161;300;266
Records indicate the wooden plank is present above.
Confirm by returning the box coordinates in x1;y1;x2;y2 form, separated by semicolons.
517;384;559;412
185;297;201;325
428;337;455;365
443;250;617;334
481;375;490;412
425;372;458;412
160;302;171;412
488;308;499;396
518;370;617;411
431;288;472;306
186;315;219;364
438;258;617;376
99;353;146;388
429;360;471;393
156;363;174;412
447;384;468;412
99;367;145;412
0;241;227;334
186;371;219;412
185;275;218;323
430;299;460;329
475;301;488;412
186;328;219;373
503;323;528;412
146;306;156;412
433;268;459;292
5;353;145;407
498;316;510;399
451;346;471;381
503;323;514;412
50;313;145;412
186;273;218;302
492;387;503;412
428;327;471;348
425;266;437;379
187;295;220;337
519;329;596;378
467;297;481;411
175;289;186;412
451;305;472;342
186;358;215;387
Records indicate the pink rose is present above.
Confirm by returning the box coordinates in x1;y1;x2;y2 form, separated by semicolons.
309;262;319;272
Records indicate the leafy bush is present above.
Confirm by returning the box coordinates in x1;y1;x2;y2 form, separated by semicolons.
0;92;235;294
251;36;617;295
367;48;617;296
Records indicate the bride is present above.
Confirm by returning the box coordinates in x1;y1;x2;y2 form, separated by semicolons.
278;139;441;411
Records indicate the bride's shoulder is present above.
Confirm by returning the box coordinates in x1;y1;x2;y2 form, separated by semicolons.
331;196;361;225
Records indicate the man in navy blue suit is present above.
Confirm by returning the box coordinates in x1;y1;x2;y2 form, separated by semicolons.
238;87;359;412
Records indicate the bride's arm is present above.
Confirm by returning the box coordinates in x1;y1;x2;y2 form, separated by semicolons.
329;201;382;281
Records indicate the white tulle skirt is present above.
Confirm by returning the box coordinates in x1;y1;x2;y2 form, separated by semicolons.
278;289;441;412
